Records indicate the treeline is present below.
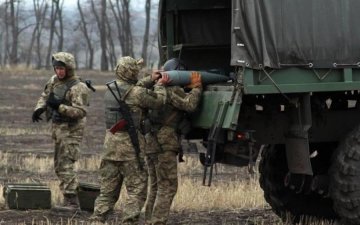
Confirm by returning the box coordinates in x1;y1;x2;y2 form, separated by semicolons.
0;0;158;70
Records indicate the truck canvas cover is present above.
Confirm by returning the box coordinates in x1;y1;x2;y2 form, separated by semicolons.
231;0;360;69
158;0;232;72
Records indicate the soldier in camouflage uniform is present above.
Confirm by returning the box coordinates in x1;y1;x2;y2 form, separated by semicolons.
90;56;170;225
144;58;202;225
136;73;164;223
32;52;89;210
143;133;162;224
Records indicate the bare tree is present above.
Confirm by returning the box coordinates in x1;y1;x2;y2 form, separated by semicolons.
35;2;48;68
105;14;117;69
148;30;158;68
26;0;38;67
109;0;134;57
91;0;108;71
0;2;6;66
2;1;10;66
0;33;2;66
44;0;64;67
45;1;58;68
122;0;134;57
26;0;48;68
9;0;19;65
55;0;64;51
141;0;151;66
6;0;35;65
0;0;159;68
109;0;125;56
77;0;94;69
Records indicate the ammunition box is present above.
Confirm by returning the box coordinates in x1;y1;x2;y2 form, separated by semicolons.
3;183;51;210
78;182;100;211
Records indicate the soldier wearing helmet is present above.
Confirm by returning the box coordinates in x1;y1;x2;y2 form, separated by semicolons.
144;58;202;225
90;56;170;225
32;52;89;211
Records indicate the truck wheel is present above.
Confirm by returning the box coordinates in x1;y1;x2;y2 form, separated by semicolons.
330;124;360;225
259;144;335;223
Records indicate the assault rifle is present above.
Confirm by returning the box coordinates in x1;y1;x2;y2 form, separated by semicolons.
105;80;143;171
85;79;96;92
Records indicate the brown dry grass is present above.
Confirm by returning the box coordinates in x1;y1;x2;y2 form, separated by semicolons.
0;152;337;225
0;127;50;136
0;152;266;210
0;152;101;173
174;176;265;211
174;156;266;211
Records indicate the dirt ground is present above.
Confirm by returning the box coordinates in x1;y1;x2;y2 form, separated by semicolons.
0;208;279;225
0;69;282;224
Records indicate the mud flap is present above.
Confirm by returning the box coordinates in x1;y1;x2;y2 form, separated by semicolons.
3;183;51;209
286;94;313;176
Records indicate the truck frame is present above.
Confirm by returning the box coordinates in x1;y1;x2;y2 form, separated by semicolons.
159;0;360;224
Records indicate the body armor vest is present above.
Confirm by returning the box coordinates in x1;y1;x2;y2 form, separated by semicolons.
149;104;182;129
51;78;80;123
104;82;142;130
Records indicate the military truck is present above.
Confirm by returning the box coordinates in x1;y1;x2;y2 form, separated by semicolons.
159;0;360;224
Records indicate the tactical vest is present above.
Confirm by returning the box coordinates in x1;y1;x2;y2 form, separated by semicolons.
51;78;80;123
104;82;142;130
148;104;183;130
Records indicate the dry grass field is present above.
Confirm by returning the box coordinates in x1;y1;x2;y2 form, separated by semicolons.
0;68;337;224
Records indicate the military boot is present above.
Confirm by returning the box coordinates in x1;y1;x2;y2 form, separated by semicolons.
89;214;107;225
52;194;81;212
89;209;118;225
90;215;107;225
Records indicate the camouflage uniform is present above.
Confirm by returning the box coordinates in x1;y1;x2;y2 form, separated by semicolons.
145;86;202;225
33;52;89;203
137;76;163;223
91;57;167;225
143;137;160;224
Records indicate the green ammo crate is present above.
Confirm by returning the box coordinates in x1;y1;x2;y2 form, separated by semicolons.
78;182;100;211
3;183;51;210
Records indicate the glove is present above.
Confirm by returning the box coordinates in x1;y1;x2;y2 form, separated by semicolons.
157;73;171;86
151;70;162;81
32;108;45;122
186;72;202;88
46;93;62;110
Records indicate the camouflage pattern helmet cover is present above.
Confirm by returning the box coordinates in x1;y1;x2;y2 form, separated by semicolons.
115;56;144;82
52;52;76;70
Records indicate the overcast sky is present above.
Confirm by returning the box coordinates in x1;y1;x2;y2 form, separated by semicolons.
63;0;149;9
0;0;154;11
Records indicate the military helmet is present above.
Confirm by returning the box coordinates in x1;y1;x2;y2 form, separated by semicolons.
115;56;144;82
163;58;187;71
52;52;76;70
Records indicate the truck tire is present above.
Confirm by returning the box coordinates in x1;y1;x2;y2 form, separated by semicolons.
330;124;360;225
259;144;335;223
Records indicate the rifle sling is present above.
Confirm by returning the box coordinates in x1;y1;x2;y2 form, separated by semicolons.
164;111;178;126
121;85;135;101
118;84;143;170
